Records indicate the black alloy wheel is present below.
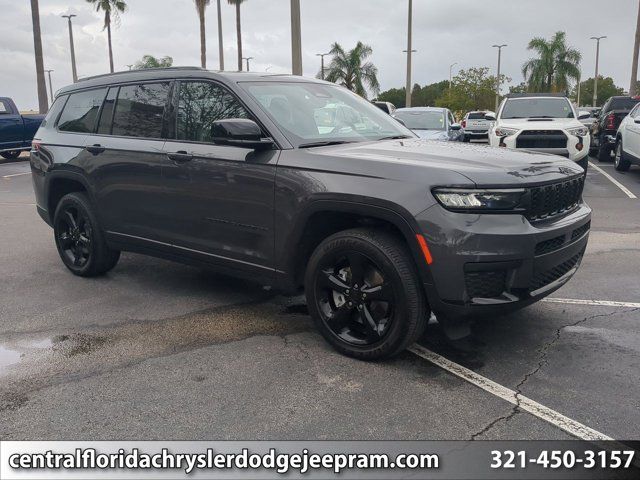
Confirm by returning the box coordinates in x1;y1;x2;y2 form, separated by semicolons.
55;204;92;268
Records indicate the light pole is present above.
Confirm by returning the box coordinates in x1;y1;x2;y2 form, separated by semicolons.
217;0;224;70
290;0;302;75
242;57;253;71
493;44;507;112
44;69;54;106
127;64;133;70
576;70;581;106
449;62;458;91
61;14;78;83
316;52;330;80
405;0;413;107
591;36;606;107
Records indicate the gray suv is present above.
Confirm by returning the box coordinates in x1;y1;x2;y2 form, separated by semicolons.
30;68;591;359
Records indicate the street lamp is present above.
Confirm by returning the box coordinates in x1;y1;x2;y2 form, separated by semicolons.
405;0;414;107
492;44;507;112
591;36;606;107
242;57;254;72
44;69;54;106
449;62;458;91
290;0;302;75
316;52;330;80
61;14;78;83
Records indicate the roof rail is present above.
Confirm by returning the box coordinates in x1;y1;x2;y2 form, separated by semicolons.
505;93;567;98
77;66;206;83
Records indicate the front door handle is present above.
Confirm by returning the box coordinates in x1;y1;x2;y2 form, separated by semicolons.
86;144;105;155
167;151;193;163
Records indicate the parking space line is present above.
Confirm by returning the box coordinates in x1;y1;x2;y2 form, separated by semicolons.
1;172;30;179
588;161;637;199
408;344;613;441
543;297;640;308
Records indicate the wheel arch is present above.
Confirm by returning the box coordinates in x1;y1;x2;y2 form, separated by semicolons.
46;170;94;220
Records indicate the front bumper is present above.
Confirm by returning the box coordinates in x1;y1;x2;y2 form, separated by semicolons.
464;129;489;138
416;202;591;320
489;130;590;161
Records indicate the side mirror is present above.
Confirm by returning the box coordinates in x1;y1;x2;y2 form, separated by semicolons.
578;111;591;120
484;113;496;121
450;123;462;131
212;119;274;150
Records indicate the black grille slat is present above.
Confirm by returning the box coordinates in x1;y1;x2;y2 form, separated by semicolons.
571;221;591;240
535;235;566;256
531;253;583;291
527;176;585;222
516;130;568;149
465;271;506;299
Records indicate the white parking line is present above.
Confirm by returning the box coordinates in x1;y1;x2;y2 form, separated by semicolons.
408;344;613;441
588;161;637;199
543;297;640;308
1;172;30;179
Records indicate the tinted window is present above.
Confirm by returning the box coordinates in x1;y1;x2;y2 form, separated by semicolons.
609;97;640;111
112;83;170;138
177;81;249;143
40;96;67;128
501;98;574;119
0;101;8;114
393;110;445;130
58;88;107;132
96;88;118;135
468;112;486;119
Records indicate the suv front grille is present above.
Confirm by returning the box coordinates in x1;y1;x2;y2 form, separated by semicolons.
534;235;565;256
527;176;585;222
465;270;506;299
571;221;591;240
516;130;568;149
531;253;583;291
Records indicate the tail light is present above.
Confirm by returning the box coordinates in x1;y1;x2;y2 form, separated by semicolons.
606;113;616;130
31;141;41;152
461;120;466;128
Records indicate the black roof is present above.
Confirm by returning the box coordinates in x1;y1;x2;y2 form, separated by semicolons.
505;93;567;99
59;67;321;95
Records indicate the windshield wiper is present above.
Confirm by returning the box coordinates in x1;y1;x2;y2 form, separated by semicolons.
377;135;414;140
298;140;356;149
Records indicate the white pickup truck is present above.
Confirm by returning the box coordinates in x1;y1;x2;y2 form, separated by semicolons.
461;110;494;142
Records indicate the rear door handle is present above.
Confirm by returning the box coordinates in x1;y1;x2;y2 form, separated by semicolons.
86;144;105;155
167;151;193;163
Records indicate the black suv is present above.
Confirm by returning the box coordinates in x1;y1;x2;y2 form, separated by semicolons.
591;95;640;162
31;68;591;359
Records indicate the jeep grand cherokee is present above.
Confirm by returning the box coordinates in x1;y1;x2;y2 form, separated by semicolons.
30;68;591;359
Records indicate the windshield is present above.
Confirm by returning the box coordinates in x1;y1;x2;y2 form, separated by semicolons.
242;82;414;147
393;110;446;130
501;98;575;119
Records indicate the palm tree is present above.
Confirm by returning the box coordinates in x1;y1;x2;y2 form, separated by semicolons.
86;0;127;73
321;42;380;99
522;31;581;93
194;0;210;68
134;55;173;69
30;0;48;113
228;0;246;71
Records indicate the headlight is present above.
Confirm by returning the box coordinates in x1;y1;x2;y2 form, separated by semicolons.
567;126;589;137
433;188;526;211
494;127;519;137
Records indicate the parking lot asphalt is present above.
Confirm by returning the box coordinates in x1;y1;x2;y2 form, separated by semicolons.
0;152;639;441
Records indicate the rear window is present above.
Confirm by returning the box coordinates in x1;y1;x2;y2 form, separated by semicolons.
0;101;9;114
111;83;170;138
57;88;107;133
609;97;640;111
467;112;486;120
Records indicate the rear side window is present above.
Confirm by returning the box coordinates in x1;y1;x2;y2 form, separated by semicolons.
176;81;249;143
58;88;107;133
40;95;67;128
111;83;170;138
0;101;9;113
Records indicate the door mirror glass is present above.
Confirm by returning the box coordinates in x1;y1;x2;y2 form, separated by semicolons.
212;119;274;150
577;111;591;120
450;123;462;131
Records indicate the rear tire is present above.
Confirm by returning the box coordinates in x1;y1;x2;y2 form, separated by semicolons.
305;228;429;360
53;192;120;277
614;140;631;172
463;135;470;143
1;150;21;160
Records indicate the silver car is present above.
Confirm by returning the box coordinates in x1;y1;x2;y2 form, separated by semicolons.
393;107;463;141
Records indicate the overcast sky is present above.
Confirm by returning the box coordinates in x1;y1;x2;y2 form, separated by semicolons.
1;0;637;110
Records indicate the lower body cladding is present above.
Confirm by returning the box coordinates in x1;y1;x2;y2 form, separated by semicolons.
416;203;591;320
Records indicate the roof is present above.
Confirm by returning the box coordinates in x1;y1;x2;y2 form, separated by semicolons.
505;93;567;99
59;67;323;95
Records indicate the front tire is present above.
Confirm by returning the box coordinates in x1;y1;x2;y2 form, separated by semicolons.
53;192;120;277
305;228;429;360
1;150;21;160
576;156;588;171
614;140;631;172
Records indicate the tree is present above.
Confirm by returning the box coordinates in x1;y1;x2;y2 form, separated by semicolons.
86;0;127;73
436;67;508;113
30;0;48;113
321;42;380;99
572;76;624;107
631;0;640;96
376;87;406;108
228;0;246;71
133;55;173;69
522;31;581;93
194;0;211;69
412;80;448;107
509;82;528;94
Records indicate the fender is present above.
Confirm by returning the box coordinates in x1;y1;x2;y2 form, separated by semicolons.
43;168;98;224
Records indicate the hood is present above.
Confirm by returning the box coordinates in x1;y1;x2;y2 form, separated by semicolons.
307;139;584;186
498;118;584;130
412;129;449;141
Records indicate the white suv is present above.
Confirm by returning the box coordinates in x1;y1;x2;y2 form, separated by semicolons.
614;103;640;171
488;94;591;170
